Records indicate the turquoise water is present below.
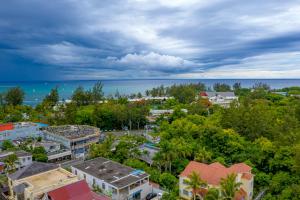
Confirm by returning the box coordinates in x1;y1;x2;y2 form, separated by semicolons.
0;79;299;106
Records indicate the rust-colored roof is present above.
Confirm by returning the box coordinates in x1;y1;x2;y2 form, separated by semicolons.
235;188;247;200
180;161;252;185
195;188;208;197
200;92;208;96
241;173;253;180
47;180;110;200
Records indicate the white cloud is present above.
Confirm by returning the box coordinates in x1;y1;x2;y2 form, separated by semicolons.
114;52;199;70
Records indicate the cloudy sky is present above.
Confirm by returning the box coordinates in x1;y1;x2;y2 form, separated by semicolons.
1;0;300;81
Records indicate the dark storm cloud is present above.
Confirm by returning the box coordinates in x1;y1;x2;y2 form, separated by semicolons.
1;0;300;80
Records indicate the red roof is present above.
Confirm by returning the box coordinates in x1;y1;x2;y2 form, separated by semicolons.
241;173;253;180
199;92;208;96
235;188;247;200
180;161;252;185
47;180;110;200
0;123;14;132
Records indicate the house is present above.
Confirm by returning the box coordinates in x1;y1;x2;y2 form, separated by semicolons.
0;150;32;170
147;109;188;122
71;157;152;200
46;179;110;200
0;122;47;142
42;125;100;158
33;141;72;163
139;143;160;166
7;162;79;200
179;161;254;200
199;92;238;108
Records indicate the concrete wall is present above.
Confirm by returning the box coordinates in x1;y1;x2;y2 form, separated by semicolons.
71;167;152;200
18;155;32;168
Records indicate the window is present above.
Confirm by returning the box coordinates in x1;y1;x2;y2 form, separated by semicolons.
102;183;105;190
75;170;77;175
93;179;96;185
27;157;31;161
83;174;86;180
182;190;189;196
22;158;26;162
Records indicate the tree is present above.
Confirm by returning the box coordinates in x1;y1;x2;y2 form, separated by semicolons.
159;172;177;191
185;171;207;200
194;147;212;163
4;154;18;172
205;188;220;200
294;144;300;173
32;146;48;162
91;81;104;103
72;86;92;106
43;87;59;107
1;140;14;150
233;82;241;91
213;83;231;92
220;173;242;200
5;87;25;106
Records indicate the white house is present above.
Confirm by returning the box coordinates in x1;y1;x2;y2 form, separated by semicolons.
71;157;152;200
0;150;32;169
199;92;238;108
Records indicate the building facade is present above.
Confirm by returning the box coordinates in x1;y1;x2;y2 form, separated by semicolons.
42;125;100;158
0;150;32;170
7;162;79;200
199;92;238;108
71;157;152;200
0;122;47;143
179;161;254;200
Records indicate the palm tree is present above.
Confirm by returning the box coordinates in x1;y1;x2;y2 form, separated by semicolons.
185;171;207;200
220;173;242;200
4;154;18;172
205;188;221;200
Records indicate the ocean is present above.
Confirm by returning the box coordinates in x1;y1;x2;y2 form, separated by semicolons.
0;79;299;106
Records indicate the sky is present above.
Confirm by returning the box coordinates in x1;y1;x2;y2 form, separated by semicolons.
1;0;300;81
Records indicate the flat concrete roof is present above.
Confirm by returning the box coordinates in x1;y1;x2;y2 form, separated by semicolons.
9;162;58;180
0;150;31;159
72;157;149;189
13;168;78;197
43;125;100;140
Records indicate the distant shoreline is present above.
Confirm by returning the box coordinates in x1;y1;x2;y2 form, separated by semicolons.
0;79;299;106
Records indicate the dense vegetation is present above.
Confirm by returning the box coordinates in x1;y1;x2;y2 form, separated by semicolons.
0;82;300;199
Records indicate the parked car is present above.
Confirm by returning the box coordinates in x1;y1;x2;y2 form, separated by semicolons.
146;193;157;200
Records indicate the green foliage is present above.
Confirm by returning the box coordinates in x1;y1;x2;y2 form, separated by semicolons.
32;146;48;162
4;153;18;172
220;174;242;200
159;172;177;191
213;83;231;92
1;140;14;150
43;87;59;107
185;171;207;200
4;87;25;106
147;82;206;103
91;81;104;103
205;188;220;200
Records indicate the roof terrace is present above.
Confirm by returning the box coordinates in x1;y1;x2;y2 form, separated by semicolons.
73;157;149;189
43;125;100;140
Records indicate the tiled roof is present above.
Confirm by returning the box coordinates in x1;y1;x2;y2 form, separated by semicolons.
180;161;251;185
199;92;208;96
47;180;110;200
241;173;253;180
235;188;247;200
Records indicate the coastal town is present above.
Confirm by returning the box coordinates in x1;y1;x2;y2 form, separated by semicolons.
0;82;299;200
